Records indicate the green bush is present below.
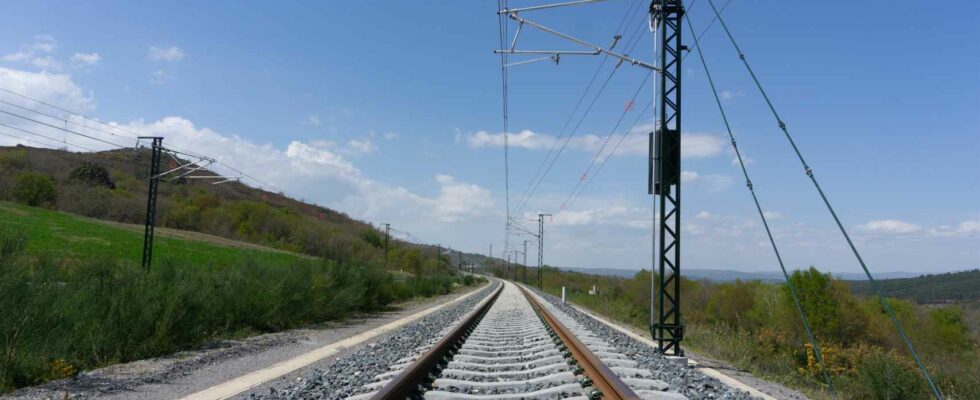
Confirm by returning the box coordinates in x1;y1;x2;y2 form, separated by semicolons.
0;243;475;393
848;351;929;400
13;172;57;207
67;162;115;189
783;267;869;346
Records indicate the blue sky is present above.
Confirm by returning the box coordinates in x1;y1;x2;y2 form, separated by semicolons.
0;1;977;274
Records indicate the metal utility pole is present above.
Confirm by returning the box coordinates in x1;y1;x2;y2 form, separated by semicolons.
522;240;529;282
649;0;686;357
457;250;462;272
140;137;163;271
382;223;391;270
537;213;549;289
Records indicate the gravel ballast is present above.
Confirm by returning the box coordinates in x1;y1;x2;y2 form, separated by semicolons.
530;287;759;400
252;282;500;399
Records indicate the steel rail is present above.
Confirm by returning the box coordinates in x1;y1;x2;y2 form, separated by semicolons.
370;282;504;400
517;284;640;400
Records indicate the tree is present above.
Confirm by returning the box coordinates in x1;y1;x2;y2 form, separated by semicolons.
784;267;869;346
13;172;57;207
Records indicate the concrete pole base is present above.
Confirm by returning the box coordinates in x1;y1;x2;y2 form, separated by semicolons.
664;356;689;367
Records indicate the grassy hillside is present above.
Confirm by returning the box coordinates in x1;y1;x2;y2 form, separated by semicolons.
0;146;482;393
0;201;304;268
849;269;980;304
0;145;448;272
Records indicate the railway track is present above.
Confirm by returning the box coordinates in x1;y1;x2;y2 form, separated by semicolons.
347;281;687;400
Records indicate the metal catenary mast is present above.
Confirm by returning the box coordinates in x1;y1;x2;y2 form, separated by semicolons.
649;0;685;357
495;0;686;355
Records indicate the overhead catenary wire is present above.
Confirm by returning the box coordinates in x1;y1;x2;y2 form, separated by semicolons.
0;85;285;195
515;0;641;213
0;122;97;152
0;99;140;146
559;70;652;212
497;0;513;256
682;6;837;396
704;0;943;397
0;108;130;149
556;0;733;212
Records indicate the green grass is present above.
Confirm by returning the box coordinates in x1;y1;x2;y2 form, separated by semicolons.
0;201;303;268
0;202;479;393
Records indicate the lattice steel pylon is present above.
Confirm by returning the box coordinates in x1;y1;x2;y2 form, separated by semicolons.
140;137;163;271
649;0;686;356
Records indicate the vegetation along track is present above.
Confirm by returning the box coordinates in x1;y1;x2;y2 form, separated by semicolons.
349;280;688;400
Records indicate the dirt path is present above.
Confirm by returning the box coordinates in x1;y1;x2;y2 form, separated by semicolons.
2;284;486;400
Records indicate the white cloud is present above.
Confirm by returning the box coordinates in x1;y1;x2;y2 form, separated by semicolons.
928;218;980;237
720;90;734;101
763;211;784;220
956;219;980;234
858;219;922;235
32;35;57;53
2;36;62;71
148;46;185;62
0;67;94;111
695;211;712;219
732;156;754;166
70;52;101;69
150;69;172;84
114;117;496;225
681;170;699;182
384;132;399;140
545;206;650;229
345;138;375;155
462;128;725;159
303;115;322;126
431;174;496;222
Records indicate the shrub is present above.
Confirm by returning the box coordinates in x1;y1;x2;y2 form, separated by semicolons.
67;162;115;189
0;149;29;169
706;280;757;327
783;267;869;346
0;246;477;392
13;172;57;207
849;350;929;400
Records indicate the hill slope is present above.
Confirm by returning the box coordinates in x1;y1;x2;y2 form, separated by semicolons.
848;269;980;303
0;145;443;271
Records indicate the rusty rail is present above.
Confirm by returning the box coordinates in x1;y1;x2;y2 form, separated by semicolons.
517;284;640;400
370;282;503;400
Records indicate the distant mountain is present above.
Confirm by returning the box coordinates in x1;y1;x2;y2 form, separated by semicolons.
848;269;980;304
562;267;923;282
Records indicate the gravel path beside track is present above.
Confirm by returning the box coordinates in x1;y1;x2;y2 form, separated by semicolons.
250;283;500;399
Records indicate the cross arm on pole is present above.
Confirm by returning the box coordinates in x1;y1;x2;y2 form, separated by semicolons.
499;12;659;72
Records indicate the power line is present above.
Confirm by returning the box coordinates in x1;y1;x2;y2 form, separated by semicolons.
0;86;283;194
513;1;648;216
564;96;654;210
497;0;512;255
556;0;734;212
0;99;139;145
0;122;97;151
0;108;130;149
0;87;145;141
559;70;652;211
705;0;943;397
